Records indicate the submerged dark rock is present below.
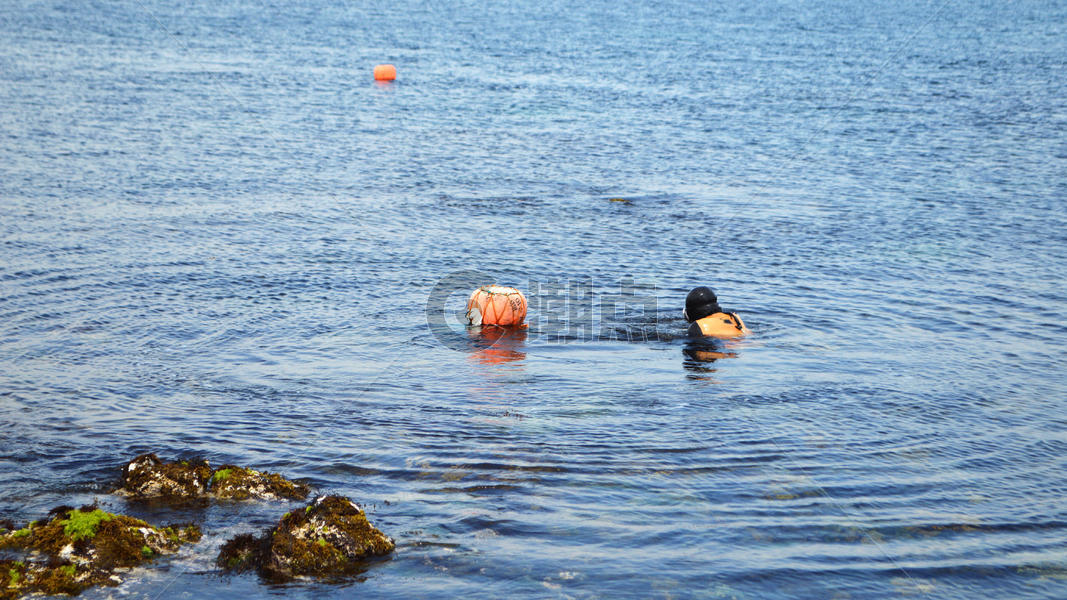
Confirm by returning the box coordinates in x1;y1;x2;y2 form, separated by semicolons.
0;505;201;598
216;532;263;573
209;465;311;501
119;453;212;500
217;495;393;581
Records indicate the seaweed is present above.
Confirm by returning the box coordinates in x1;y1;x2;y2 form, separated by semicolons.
0;506;200;597
216;533;264;573
209;465;310;501
119;453;213;500
211;468;233;484
217;495;393;581
61;509;114;542
117;455;310;502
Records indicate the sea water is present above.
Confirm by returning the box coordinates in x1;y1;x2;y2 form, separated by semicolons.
1;0;1066;598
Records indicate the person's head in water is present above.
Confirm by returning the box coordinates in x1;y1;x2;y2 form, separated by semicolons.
685;286;748;338
684;286;722;323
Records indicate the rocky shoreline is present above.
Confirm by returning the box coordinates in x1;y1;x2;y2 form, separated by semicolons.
0;454;392;598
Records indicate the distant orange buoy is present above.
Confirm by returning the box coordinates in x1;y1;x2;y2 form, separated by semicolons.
465;285;527;326
373;64;396;81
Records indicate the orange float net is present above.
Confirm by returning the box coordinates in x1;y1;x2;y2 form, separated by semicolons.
465;285;527;326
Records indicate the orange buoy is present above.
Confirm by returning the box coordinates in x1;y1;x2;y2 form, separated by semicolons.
373;64;396;81
465;285;527;327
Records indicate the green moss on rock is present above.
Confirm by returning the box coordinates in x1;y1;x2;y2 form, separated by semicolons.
1;559;30;600
0;506;201;598
217;495;393;581
209;465;310;501
62;509;114;542
12;560;94;599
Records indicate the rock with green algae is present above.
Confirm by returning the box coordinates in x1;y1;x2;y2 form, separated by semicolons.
117;454;310;502
217;495;393;581
0;505;201;598
119;453;213;500
0;558;103;600
216;533;262;573
209;465;311;501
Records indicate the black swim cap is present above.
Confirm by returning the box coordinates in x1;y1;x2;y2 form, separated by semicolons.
684;286;722;322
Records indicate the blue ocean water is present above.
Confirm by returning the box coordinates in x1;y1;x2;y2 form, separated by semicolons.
2;0;1066;598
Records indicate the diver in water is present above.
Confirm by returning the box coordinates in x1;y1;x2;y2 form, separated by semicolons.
684;286;749;338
